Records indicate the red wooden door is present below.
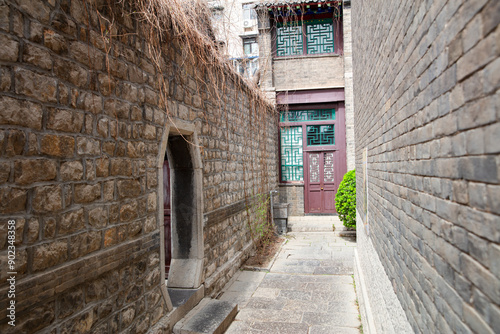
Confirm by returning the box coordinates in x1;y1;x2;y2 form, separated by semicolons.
163;158;172;277
305;151;339;213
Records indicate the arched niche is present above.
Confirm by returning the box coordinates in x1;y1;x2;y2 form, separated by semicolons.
157;119;204;303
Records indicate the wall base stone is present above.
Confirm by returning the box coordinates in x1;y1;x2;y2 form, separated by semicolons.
354;210;412;334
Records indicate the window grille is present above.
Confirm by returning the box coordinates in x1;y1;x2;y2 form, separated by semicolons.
307;125;335;146
306;22;334;54
276;25;303;56
280;109;335;122
280;126;303;181
276;19;335;56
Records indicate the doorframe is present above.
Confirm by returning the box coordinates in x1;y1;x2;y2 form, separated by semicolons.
304;150;341;213
157;119;204;308
277;101;346;213
296;102;346;213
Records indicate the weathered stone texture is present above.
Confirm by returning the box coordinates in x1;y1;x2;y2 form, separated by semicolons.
32;240;68;272
0;0;277;333
352;0;500;333
14;159;57;185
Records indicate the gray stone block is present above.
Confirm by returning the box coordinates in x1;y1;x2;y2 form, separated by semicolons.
274;218;287;235
174;299;237;334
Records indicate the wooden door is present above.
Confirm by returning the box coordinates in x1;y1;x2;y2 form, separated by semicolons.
305;151;339;213
163;158;171;277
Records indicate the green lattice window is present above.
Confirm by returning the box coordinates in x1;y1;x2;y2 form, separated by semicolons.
280;109;336;122
306;22;334;54
307;125;335;146
276;19;335;57
280;127;303;181
276;25;303;56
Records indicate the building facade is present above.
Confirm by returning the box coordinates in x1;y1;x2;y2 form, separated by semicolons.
208;0;260;80
0;0;277;332
258;0;355;215
353;0;500;333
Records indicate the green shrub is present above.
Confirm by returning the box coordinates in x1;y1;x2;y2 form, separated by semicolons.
335;169;356;229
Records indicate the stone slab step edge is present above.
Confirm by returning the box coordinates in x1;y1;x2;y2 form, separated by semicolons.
173;298;238;334
287;221;357;236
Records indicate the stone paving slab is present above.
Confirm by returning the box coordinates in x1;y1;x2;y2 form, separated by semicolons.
268;264;318;274
311;289;358;302
223;320;261;334
225;281;261;294
277;289;313;301
327;300;359;314
245;298;286;310
236;271;267;282
302;311;360;327
309;326;361;334
282;299;329;313
221;219;361;334
313;265;353;275
253;287;281;299
259;279;308;290
225;320;311;334
249;321;310;334
287;274;353;284
236;308;303;323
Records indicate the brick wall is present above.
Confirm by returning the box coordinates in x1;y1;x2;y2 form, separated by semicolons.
273;56;345;91
278;185;304;216
0;0;277;333
353;0;500;333
343;4;355;171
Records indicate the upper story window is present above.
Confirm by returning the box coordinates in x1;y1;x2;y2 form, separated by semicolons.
242;4;257;21
243;37;258;56
276;19;335;57
242;3;258;31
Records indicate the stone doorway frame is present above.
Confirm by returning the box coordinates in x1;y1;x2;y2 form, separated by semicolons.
157;119;204;306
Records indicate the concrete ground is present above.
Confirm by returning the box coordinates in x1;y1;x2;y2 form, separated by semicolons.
220;216;360;334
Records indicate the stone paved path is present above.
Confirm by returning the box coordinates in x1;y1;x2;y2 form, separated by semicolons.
221;216;360;334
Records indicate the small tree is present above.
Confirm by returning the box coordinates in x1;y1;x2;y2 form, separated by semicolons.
335;170;356;229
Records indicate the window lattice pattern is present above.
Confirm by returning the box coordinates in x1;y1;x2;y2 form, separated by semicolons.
281;127;303;181
307;125;335;146
309;153;320;183
276;26;303;56
324;152;335;183
306;23;334;54
280;109;336;122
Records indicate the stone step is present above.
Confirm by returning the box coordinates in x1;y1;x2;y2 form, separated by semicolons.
287;216;357;237
173;298;238;334
288;220;336;232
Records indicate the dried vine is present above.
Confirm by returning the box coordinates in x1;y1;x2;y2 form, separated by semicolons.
84;0;278;249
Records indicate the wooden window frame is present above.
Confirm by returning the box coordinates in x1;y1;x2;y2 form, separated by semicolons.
279;102;345;184
272;15;343;58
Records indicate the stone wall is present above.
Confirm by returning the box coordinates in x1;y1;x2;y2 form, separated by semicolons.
0;0;277;333
352;0;500;333
278;185;304;216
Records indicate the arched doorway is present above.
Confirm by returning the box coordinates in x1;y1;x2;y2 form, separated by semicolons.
158;120;204;291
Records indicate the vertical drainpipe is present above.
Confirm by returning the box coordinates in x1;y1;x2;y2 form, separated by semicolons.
270;189;278;224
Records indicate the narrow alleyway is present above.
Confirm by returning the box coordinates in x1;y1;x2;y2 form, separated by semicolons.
221;217;360;334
